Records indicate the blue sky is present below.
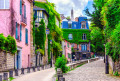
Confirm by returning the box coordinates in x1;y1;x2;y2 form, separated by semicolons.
48;0;94;18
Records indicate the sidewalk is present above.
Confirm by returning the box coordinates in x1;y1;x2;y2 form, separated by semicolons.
64;59;120;81
13;68;55;81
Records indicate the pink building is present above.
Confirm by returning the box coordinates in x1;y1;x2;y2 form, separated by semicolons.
0;0;33;69
64;40;72;62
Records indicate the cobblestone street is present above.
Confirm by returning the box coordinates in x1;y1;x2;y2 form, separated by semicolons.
64;59;120;81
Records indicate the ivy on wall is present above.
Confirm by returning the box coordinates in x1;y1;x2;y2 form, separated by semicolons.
35;19;46;55
35;1;62;60
0;34;17;54
62;29;90;44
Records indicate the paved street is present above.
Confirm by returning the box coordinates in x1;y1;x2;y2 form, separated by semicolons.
13;68;55;81
64;59;120;81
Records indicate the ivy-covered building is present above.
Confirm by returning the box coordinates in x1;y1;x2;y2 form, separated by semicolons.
62;9;91;60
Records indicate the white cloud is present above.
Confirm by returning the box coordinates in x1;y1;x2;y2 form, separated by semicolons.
48;0;89;18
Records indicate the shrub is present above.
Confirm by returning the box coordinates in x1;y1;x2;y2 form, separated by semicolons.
113;71;119;76
55;55;69;73
0;34;6;50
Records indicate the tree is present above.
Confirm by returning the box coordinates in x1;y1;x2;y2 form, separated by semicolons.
66;16;71;21
90;27;105;53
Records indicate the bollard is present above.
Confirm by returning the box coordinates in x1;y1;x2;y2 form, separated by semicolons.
0;75;2;81
3;73;8;80
33;67;36;72
59;77;65;81
15;69;18;76
58;74;63;81
37;66;40;71
9;70;13;77
27;67;30;73
21;68;24;74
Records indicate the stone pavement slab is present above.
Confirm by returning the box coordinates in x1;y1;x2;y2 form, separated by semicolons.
13;68;55;81
64;59;120;81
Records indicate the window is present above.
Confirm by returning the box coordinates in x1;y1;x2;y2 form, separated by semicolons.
67;43;69;48
68;34;73;40
81;23;85;29
68;22;72;29
0;0;9;9
82;34;86;40
35;11;43;22
71;44;74;47
68;53;71;58
74;24;76;28
25;28;28;44
77;44;79;49
81;44;87;51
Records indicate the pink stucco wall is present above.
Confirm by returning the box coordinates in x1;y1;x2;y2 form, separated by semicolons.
0;0;32;68
64;40;72;62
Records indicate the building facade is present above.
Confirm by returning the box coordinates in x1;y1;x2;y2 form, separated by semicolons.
62;9;91;60
0;0;33;69
33;6;49;65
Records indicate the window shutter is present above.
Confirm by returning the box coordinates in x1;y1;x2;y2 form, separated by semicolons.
25;28;28;44
20;0;22;15
16;22;18;39
20;25;22;41
24;5;26;18
42;12;44;18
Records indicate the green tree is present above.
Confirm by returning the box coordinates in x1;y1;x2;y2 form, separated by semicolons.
66;16;71;21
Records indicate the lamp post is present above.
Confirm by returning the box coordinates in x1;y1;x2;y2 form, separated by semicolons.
50;40;52;67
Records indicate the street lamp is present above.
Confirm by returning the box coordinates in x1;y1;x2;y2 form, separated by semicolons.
50;40;52;67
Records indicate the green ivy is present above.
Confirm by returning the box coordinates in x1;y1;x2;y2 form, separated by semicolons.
62;29;90;44
35;1;62;60
35;19;46;51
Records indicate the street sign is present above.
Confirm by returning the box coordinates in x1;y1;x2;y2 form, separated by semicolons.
46;28;50;34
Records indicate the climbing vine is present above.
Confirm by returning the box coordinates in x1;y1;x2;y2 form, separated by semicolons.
62;29;90;44
35;19;46;54
35;1;62;60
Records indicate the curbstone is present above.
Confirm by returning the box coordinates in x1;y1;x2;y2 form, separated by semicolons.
0;75;2;81
9;70;13;77
3;73;8;80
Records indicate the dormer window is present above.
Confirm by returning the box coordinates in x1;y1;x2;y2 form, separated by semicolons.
68;21;72;29
81;21;86;29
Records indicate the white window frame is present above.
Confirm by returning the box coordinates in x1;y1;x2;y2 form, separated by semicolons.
82;34;86;40
81;44;87;51
68;21;72;29
0;0;9;9
68;34;73;40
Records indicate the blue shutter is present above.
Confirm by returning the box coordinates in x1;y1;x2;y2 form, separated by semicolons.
20;0;22;15
24;5;26;18
20;25;22;41
16;22;18;39
25;29;28;44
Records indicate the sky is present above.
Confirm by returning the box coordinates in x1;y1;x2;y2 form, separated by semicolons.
48;0;94;18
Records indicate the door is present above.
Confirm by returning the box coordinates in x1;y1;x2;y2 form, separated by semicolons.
16;51;20;69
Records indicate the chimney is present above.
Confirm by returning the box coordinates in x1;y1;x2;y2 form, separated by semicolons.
71;8;74;21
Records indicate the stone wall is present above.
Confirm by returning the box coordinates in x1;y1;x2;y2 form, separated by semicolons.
0;51;14;72
30;3;36;67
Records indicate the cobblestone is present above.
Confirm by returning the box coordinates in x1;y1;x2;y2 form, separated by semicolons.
64;59;120;81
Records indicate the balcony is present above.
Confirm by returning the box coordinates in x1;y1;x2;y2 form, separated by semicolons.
21;14;27;26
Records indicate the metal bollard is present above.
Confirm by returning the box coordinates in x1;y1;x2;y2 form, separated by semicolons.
27;67;30;73
37;66;40;71
15;69;18;76
33;67;36;72
59;77;65;81
3;73;8;80
9;70;13;77
21;68;24;74
58;74;63;81
0;75;2;81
